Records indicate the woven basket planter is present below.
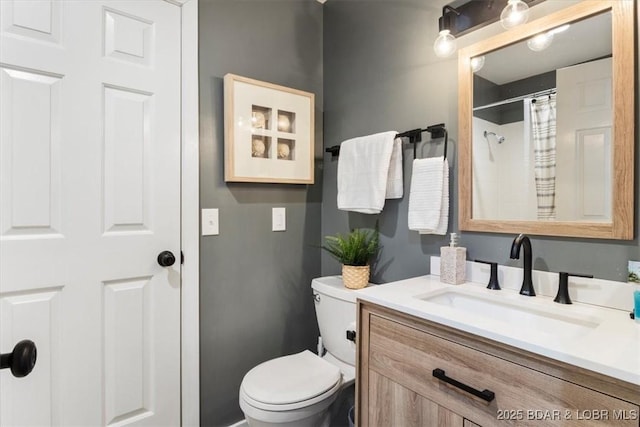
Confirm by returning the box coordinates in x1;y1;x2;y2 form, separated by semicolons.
342;265;370;289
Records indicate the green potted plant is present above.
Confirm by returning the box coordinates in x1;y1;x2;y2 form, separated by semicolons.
321;227;379;289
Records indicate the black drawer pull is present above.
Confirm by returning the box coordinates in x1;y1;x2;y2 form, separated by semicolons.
433;368;495;402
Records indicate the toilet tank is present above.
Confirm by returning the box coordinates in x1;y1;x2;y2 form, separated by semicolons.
311;276;369;367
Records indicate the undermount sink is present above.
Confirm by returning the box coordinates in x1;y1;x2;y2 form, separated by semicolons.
416;289;603;339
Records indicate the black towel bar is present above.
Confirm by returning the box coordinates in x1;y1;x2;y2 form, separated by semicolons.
325;123;448;160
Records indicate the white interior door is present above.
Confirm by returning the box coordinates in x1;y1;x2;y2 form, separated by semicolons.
555;57;612;221
0;1;182;425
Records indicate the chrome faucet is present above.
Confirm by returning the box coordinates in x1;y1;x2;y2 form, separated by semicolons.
510;234;535;296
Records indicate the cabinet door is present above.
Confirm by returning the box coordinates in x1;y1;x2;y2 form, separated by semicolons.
368;370;464;427
367;312;640;426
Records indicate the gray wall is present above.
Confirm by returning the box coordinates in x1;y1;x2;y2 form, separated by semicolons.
322;0;639;283
198;1;323;425
198;1;637;424
322;0;459;282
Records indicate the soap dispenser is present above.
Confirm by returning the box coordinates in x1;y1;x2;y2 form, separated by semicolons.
440;233;467;285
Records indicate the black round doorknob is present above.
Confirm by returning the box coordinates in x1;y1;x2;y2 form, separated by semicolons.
157;250;176;267
0;340;37;378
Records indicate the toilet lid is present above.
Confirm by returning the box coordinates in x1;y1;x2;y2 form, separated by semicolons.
242;350;341;405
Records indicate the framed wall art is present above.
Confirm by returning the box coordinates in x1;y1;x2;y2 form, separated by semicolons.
224;74;315;184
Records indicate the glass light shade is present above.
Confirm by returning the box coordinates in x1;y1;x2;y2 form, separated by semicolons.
550;24;570;35
433;30;457;58
527;32;554;51
500;0;530;29
470;56;485;72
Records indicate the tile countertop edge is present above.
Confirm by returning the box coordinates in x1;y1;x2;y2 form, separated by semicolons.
356;274;640;387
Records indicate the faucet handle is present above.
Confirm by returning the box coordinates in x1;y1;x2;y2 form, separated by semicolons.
474;259;500;290
554;272;593;304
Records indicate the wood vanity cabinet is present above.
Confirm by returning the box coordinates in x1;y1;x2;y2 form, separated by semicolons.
356;301;640;426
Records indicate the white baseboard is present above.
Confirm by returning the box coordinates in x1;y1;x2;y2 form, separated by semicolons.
227;420;248;427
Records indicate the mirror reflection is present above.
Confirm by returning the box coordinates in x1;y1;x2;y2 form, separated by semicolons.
471;12;612;222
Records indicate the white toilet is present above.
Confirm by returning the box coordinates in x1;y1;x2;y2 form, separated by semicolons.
239;276;361;427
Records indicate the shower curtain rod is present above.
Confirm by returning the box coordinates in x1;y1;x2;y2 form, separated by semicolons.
473;88;556;112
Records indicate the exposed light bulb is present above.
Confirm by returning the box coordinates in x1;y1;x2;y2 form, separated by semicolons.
500;0;530;29
433;29;457;58
470;56;485;72
527;32;554;52
550;24;570;35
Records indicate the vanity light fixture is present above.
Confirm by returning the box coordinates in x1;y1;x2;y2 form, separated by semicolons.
526;24;569;52
500;0;530;29
550;24;570;35
527;32;553;51
470;56;485;72
433;5;461;58
434;0;541;58
433;29;457;58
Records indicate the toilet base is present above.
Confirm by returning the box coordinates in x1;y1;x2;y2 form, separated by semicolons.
244;410;330;427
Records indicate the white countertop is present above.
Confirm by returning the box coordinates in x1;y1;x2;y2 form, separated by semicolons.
356;274;640;386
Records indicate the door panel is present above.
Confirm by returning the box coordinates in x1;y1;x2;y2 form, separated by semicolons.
576;128;611;218
103;7;153;67
0;66;63;237
0;289;62;426
555;57;612;221
0;1;181;425
368;370;464;427
103;277;153;425
103;85;153;234
0;0;62;44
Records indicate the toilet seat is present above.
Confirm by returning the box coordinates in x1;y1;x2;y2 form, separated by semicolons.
240;350;342;412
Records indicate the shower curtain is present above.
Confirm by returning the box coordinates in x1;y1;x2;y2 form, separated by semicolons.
530;94;557;220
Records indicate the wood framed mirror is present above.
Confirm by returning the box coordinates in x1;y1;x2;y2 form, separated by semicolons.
458;0;634;239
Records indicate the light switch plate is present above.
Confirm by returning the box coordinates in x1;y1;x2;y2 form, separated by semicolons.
272;207;286;232
202;208;219;236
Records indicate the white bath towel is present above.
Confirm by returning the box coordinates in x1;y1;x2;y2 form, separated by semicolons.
386;138;403;199
408;157;449;235
337;131;403;214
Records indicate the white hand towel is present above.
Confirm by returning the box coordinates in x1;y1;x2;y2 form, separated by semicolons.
337;131;403;214
408;157;449;235
385;138;403;199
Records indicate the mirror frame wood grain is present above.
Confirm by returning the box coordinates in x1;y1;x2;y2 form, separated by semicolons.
458;0;635;240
